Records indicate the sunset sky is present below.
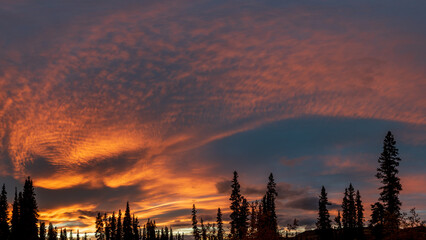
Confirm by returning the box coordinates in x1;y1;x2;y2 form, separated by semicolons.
0;0;425;235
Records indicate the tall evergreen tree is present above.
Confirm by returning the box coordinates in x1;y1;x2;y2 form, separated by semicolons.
105;214;111;240
47;223;57;240
70;229;73;240
0;184;9;239
316;186;332;240
216;208;223;240
356;190;364;229
40;222;46;240
10;188;21;240
123;202;133;240
96;212;105;240
229;171;242;240
191;204;200;240
21;177;39;240
117;210;123;240
111;212;117;240
264;173;278;234
239;197;250;238
376;131;402;230
132;215;139;240
77;230;80;240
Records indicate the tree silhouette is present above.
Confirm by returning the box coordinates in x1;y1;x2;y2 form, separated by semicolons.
370;202;385;239
96;212;105;240
47;223;57;240
117;210;123;240
216;208;223;240
376;131;402;231
264;173;278;234
356;190;365;238
39;222;46;240
132;214;139;240
317;186;332;240
123;202;133;240
21;177;39;240
0;184;9;239
192;204;200;240
229;171;242;240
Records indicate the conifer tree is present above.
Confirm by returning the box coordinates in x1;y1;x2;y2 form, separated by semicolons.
70;229;73;240
376;131;402;230
0;184;9;239
191;204;200;240
123;202;133;240
239;197;250;238
10;188;21;240
77;230;80;240
96;212;105;240
105;214;111;240
117;210;123;240
216;208;223;240
370;202;385;239
317;186;332;239
111;212;117;240
229;171;242;240
21;177;39;240
356;190;364;230
84;233;88;240
265;173;278;234
47;223;57;240
40;222;46;240
132;215;139;240
169;227;173;240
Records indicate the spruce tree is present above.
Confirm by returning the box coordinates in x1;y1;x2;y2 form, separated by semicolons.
191;204;200;240
229;171;242;239
239;197;249;238
0;184;9;239
96;212;105;240
10;188;21;240
376;131;402;230
70;229;73;240
316;186;332;239
123;202;133;240
47;223;57;240
117;210;122;240
216;208;223;240
265;173;278;234
77;230;80;240
132;215;139;240
356;190;364;229
111;212;117;240
21;177;39;240
40;222;46;240
347;184;356;229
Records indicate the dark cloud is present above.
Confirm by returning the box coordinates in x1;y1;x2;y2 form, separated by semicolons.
285;196;340;211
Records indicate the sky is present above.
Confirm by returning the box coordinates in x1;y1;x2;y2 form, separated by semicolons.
0;0;425;235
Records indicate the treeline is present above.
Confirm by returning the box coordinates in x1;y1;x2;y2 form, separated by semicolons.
190;131;425;240
94;202;185;240
0;177;79;240
191;172;281;240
